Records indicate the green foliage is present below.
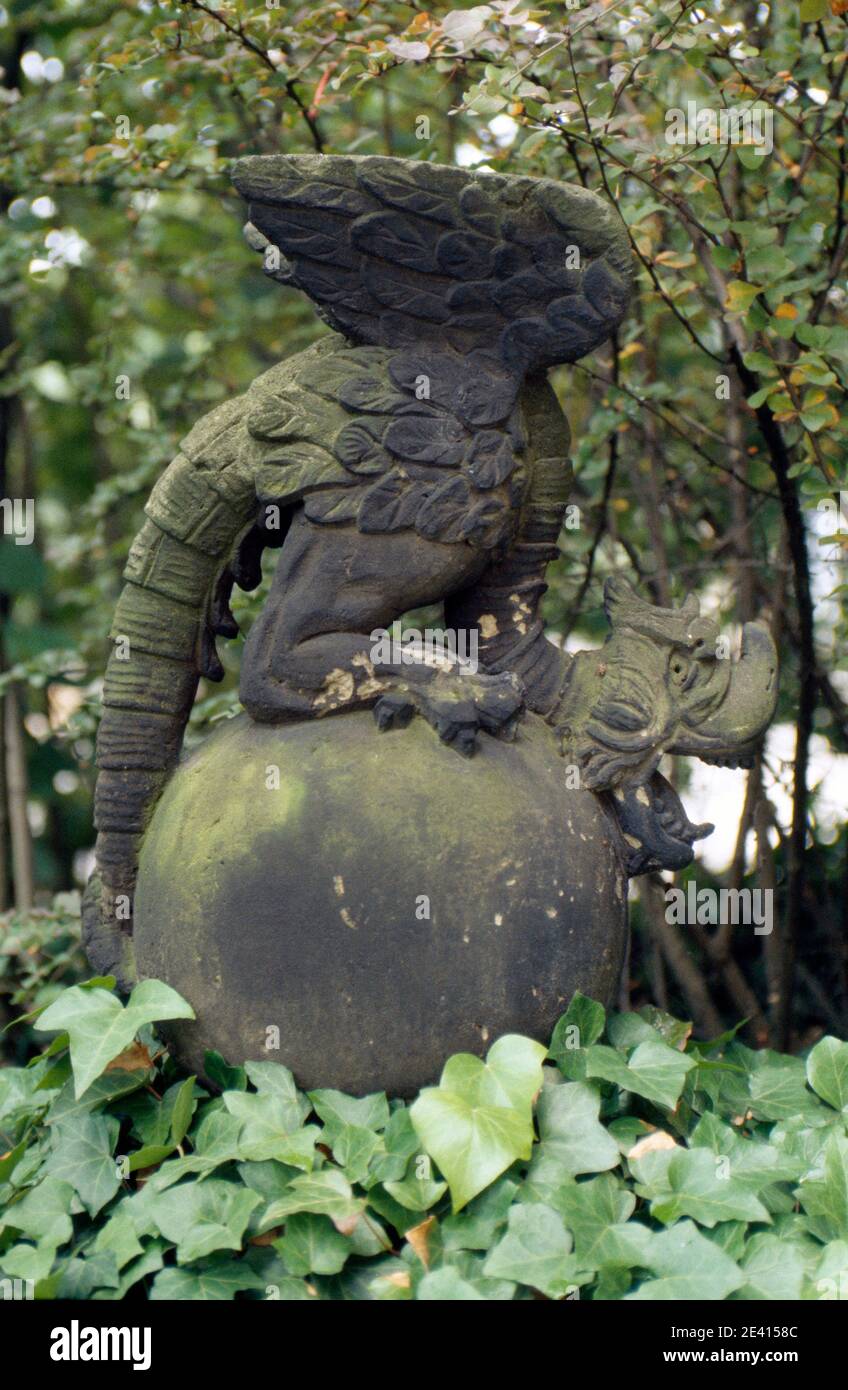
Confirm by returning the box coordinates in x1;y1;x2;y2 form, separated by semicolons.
2;983;848;1301
0;897;88;1055
36;977;195;1098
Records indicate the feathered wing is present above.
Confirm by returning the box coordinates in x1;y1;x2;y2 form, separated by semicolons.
230;155;632;550
239;335;524;551
230;154;632;374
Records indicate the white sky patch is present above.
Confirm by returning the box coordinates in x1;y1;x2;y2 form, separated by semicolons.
489;113;519;147
454;142;491;168
20;50;45;81
20;52;62;82
684;725;848;873
130;400;155;430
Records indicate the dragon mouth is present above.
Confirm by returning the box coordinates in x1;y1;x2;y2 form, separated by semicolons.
605;770;713;878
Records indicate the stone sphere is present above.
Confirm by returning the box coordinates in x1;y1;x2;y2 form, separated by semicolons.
133;709;628;1096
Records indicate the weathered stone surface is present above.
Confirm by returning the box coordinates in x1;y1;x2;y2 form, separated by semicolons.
133;709;628;1096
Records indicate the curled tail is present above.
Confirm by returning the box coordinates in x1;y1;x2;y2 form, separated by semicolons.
83;396;264;986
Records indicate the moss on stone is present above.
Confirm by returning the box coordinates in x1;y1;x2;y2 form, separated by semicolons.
134;709;628;1096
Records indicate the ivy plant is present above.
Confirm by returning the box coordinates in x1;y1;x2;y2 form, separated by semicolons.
1;981;847;1301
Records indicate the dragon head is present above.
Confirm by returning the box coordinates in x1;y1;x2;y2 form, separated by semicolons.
557;578;778;875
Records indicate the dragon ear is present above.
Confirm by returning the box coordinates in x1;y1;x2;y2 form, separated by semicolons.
231;154;631;374
679;591;700;619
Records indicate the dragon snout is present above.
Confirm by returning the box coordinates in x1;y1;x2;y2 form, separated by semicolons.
668;620;778;763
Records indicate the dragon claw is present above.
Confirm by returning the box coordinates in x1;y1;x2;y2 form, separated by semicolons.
372;668;525;754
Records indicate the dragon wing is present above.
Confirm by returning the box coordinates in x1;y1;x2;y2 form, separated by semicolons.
230;154;631;375
239;335;524;551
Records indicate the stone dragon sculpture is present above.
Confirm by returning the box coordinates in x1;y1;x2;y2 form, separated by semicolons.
83;154;778;984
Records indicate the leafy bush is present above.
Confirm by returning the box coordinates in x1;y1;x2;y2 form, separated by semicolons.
1;982;847;1301
0;898;87;1060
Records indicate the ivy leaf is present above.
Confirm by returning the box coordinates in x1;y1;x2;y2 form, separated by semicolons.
127;1143;175;1174
530;1082;620;1179
383;1172;448;1212
36;981;194;1099
308;1089;390;1136
796;1132;848;1242
365;1106;420;1184
223;1091;318;1168
237;1159;301;1204
554;1173;637;1268
585;1040;695;1109
263;1169;365;1231
56;1252;120;1298
747;1052;823;1121
92;1241;166;1300
169;1075;197;1146
146;1179;260;1264
245;1061;310;1130
410;1035;546;1212
145;1111;245;1191
273;1212;351;1276
549;992;606;1075
0;1140;27;1185
630;1148;771;1228
806;1037;848;1112
808;1239;848;1300
330;1123;383;1184
416;1267;486;1300
625;1221;744;1300
638;1006;693;1052
583;1221;654;1274
0;1241;60;1284
150;1255;267;1300
689;1112;803;1188
204;1052;246;1092
1;1176;75;1246
92;1210;144;1271
46;1070;146;1127
734;1232;817;1300
46;1114;121;1216
483;1203;587;1299
441;1177;519;1251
